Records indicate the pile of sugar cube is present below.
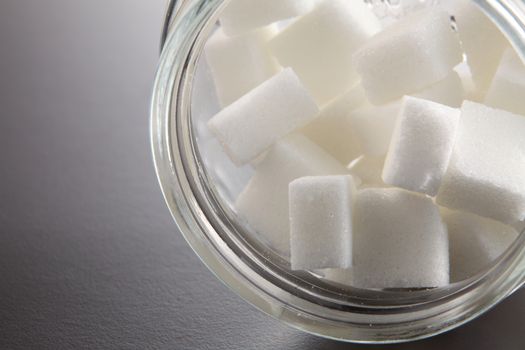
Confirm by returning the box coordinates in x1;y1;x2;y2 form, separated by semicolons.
205;0;524;289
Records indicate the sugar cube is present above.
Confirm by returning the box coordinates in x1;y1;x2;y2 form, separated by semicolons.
446;0;509;96
353;188;449;289
349;101;402;156
208;68;319;165
301;84;365;164
289;175;356;270
348;156;387;189
382;97;461;196
353;9;462;105
437;101;525;223
485;48;525;116
268;0;381;105
412;71;464;108
205;26;281;107
443;209;518;282
219;0;318;36
235;134;348;254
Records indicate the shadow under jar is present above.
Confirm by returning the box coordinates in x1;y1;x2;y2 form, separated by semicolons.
151;0;525;343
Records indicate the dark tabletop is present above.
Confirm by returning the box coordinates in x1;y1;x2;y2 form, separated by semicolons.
0;1;524;349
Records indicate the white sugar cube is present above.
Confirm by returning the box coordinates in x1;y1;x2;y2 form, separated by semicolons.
348;156;387;188
219;0;318;36
236;134;348;254
353;9;462;104
412;71;464;108
353;188;449;289
349;101;401;156
446;0;509;96
269;0;381;105
289;175;356;270
437;101;525;223
208;68;319;165
443;209;518;282
383;97;461;196
301;84;365;164
485;48;525;116
205;26;281;107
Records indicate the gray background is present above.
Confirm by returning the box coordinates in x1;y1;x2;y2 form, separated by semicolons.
0;0;524;349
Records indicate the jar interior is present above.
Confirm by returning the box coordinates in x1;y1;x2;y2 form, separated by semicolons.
186;0;525;308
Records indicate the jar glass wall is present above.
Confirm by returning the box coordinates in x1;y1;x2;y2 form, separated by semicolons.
151;0;525;343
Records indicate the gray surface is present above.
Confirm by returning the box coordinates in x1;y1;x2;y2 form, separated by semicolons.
0;1;524;349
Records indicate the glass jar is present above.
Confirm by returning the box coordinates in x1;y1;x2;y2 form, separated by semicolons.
151;0;525;343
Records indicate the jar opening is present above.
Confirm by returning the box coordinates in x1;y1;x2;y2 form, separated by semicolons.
153;0;525;342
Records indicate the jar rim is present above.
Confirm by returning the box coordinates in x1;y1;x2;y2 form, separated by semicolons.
151;0;525;343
